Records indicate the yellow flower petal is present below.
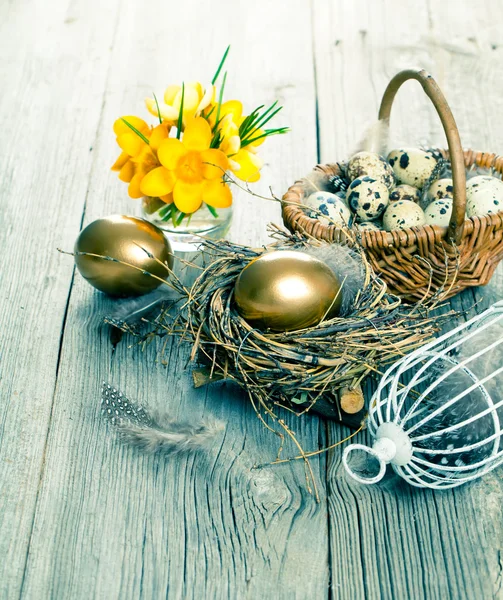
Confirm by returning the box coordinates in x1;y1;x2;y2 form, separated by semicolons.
173;180;204;213
183;117;211;151
173;85;200;120
220;100;243;121
131;146;158;174
149;123;170;152
196;83;216;113
118;160;135;182
140;167;176;197
232;149;263;182
248;127;265;147
200;149;229;179
220;135;240;156
157;138;187;170
111;151;129;171
128;174;144;199
164;85;181;105
113;116;149;137
160;192;174;204
117;132;147;157
203;179;233;208
188;81;204;97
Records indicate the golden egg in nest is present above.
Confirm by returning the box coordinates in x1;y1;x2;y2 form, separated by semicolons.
234;250;342;332
74;215;173;296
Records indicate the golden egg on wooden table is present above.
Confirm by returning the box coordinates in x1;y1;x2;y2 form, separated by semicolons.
74;215;173;296
234;250;342;332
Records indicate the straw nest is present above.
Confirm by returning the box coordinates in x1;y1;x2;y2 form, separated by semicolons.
145;226;455;430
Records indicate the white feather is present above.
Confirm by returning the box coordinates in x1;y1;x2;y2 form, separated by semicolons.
351;120;390;157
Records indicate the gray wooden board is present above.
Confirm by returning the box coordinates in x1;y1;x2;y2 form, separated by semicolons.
0;0;124;596
312;0;503;597
7;0;330;599
2;0;503;598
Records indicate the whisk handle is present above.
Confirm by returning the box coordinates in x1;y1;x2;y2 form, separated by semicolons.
342;443;388;485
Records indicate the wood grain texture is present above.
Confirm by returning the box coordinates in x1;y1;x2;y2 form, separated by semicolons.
312;0;503;597
0;0;122;596
13;1;330;599
3;0;503;598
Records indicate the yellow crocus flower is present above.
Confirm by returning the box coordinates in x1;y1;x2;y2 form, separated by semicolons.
111;117;171;199
210;101;265;183
139;117;231;214
145;82;216;125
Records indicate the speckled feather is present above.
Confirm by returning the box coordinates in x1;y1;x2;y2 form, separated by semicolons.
101;383;224;455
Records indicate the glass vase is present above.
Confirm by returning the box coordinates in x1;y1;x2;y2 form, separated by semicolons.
141;197;233;252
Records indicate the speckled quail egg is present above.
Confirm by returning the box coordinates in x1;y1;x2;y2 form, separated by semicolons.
305;191;352;227
424;198;453;227
383;200;426;231
347;151;396;189
354;221;381;232
465;176;503;218
346;176;389;221
427;178;454;201
387;148;438;188
389;184;421;203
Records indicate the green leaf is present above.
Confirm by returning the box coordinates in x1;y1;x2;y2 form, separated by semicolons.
291;392;308;405
152;92;162;124
120;118;149;145
211;45;230;85
210;72;227;148
214;71;227;129
248;103;282;133
240;127;289;148
176;82;185;140
158;202;172;219
175;210;187;226
206;204;219;218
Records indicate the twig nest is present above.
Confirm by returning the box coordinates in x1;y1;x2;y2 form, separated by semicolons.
466;176;503;217
389;184;421;203
424;198;453;227
347;151;395;189
346;177;389;221
427;177;454;201
305;191;352;226
383;200;426;231
388;148;438;188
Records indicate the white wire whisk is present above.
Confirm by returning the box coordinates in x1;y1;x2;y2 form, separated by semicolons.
343;300;503;489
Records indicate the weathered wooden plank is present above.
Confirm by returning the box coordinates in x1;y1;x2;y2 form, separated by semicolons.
312;0;503;598
18;1;330;598
0;0;122;597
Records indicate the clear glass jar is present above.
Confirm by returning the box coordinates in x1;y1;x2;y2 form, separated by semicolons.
141;197;233;252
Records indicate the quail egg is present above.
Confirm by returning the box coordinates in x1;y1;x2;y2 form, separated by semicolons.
383;200;426;231
347;151;396;189
427;178;454;201
346;176;389;221
305;191;352;227
387;148;438;188
354;221;381;232
424;198;453;227
389;184;421;203
465;176;503;218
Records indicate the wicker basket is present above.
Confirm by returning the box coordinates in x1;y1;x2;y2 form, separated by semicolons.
282;69;503;302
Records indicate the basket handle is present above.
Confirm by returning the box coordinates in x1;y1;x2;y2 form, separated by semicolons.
378;69;466;245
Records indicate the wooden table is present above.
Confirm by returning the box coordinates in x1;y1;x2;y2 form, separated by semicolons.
2;1;503;598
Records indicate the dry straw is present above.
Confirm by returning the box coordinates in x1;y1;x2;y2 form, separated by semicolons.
110;225;458;499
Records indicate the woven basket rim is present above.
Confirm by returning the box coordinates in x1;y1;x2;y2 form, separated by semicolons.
281;148;503;250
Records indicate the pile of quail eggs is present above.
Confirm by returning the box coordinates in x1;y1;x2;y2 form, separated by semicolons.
303;148;503;232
